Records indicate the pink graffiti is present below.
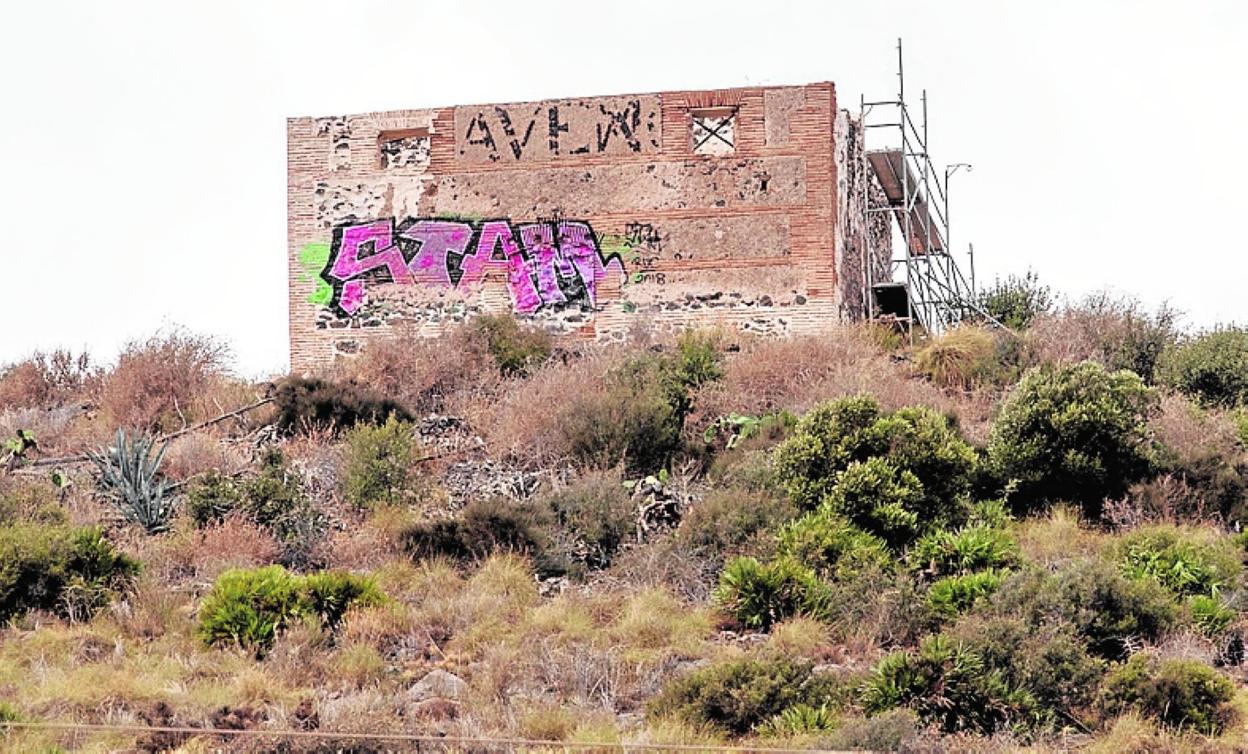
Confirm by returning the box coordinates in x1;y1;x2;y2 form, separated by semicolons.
322;217;626;316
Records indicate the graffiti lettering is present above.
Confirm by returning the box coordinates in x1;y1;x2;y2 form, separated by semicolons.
317;218;627;317
458;97;659;163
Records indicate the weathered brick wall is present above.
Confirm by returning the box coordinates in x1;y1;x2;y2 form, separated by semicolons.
288;82;887;371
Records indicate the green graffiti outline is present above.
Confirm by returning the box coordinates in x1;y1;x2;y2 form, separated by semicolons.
297;242;333;306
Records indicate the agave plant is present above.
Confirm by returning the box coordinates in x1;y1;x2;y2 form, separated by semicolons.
88;428;174;534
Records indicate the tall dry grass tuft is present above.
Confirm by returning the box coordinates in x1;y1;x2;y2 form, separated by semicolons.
160;432;249;482
690;327;994;444
138;516;281;584
98;330;236;432
914;326;1000;391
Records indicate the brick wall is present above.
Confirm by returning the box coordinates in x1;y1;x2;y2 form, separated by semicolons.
287;82;886;372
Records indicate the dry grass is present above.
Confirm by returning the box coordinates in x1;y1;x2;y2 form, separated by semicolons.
1014;506;1111;568
690;327;995;444
333;326;499;416
134;517;282;585
479;347;623;469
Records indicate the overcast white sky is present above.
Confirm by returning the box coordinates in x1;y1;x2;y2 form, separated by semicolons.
1;1;1244;376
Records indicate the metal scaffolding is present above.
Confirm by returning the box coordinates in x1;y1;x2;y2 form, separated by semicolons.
860;39;993;338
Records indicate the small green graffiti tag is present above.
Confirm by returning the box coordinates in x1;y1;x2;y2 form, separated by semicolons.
297;242;333;306
597;233;639;285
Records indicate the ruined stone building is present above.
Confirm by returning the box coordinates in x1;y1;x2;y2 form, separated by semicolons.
287;82;890;371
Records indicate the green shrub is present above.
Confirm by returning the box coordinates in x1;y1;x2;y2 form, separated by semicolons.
757;703;839;736
541;470;634;569
776;510;892;581
927;570;1005;618
272;376;412;435
343;415;422;510
908;523;1019;578
649;656;844;735
464;313;553;377
713;556;831;630
242;449;305;529
184;471;243;527
0;523;139;622
1098;654;1234;734
860;634;1035;734
773;396;977;530
676;487;797;562
991;560;1178;660
987;362;1158;518
400;497;564;576
818;458;926;548
1118;526;1240;598
977;271;1053;331
197;565;384;651
1160;328;1248;409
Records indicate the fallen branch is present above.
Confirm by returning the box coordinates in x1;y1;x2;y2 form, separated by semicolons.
10;397;274;472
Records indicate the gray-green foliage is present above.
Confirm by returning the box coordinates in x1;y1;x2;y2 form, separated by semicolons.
88;429;173;534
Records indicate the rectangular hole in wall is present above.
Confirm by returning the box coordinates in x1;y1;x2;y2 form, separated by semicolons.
378;128;431;169
691;107;737;155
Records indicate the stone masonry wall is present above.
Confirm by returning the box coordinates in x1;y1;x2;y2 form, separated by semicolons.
288;82;886;371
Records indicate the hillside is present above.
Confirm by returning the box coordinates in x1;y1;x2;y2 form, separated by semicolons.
3;283;1248;753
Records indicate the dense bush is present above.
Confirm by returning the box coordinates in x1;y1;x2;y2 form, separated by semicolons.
988;362;1158;517
464;313;553;376
649;656;846;735
947;617;1105;724
0;523;139;622
271;376;412;435
817;458;926;548
861;634;1034;735
992;559;1178;660
540;470;634;569
1098;653;1234;733
343;416;422;509
773;396;977;526
399;497;565;577
1117;526;1240;598
926;570;1006;618
1160;328;1248;409
197;565;384;651
776;510;892;581
976;272;1053;331
561;331;723;472
713;556;831;630
0;349;95;409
